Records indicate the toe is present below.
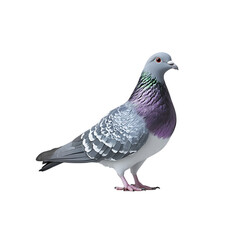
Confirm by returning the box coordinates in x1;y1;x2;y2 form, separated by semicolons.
143;186;160;190
132;184;160;190
130;185;144;191
127;186;134;191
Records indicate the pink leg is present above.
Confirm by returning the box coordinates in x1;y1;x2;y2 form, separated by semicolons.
115;176;143;191
132;174;160;190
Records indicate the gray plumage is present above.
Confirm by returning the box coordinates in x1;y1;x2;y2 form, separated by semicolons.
37;52;178;191
37;102;149;170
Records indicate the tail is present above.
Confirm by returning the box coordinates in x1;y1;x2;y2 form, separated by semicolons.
39;162;62;171
36;138;94;171
36;147;62;171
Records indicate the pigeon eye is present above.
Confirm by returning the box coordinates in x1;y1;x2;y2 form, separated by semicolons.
156;57;161;63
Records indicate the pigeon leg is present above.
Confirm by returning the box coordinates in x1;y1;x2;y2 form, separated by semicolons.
115;176;143;191
130;161;159;190
131;174;160;190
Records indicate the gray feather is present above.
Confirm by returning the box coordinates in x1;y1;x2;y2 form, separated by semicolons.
36;101;149;167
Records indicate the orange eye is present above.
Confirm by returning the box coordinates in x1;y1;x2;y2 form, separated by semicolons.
156;57;161;63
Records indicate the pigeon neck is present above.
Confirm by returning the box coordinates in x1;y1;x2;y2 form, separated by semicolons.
143;67;166;83
129;72;164;103
129;72;176;138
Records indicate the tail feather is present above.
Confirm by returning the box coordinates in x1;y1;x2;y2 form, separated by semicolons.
36;147;60;161
39;162;62;171
36;139;94;171
37;147;62;171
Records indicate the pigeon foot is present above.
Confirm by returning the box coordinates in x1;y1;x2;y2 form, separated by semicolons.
115;185;143;191
132;174;160;190
115;176;144;191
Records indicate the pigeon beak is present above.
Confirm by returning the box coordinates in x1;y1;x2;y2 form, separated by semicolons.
167;60;179;70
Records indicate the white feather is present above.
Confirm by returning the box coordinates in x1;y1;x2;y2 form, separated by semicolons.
82;139;92;153
93;143;102;152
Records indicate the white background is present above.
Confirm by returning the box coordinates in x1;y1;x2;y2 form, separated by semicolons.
0;0;239;239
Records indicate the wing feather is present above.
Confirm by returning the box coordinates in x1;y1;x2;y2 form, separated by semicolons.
38;102;149;163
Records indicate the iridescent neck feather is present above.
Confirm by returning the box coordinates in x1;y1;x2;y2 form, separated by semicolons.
129;72;176;138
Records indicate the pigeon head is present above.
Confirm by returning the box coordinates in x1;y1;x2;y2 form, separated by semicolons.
143;52;178;82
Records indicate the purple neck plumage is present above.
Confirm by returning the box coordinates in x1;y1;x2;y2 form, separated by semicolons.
129;72;176;139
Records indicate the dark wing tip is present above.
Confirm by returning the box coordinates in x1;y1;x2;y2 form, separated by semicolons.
39;162;62;171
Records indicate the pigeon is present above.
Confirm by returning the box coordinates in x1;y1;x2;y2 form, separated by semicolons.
36;52;178;191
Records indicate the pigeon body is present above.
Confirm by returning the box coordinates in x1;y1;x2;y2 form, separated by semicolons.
37;52;178;191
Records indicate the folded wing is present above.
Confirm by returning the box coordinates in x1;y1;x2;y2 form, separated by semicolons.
37;102;149;163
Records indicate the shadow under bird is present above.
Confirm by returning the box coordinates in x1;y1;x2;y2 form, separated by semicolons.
37;52;178;191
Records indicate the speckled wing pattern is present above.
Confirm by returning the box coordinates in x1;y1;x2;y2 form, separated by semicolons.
47;102;149;163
